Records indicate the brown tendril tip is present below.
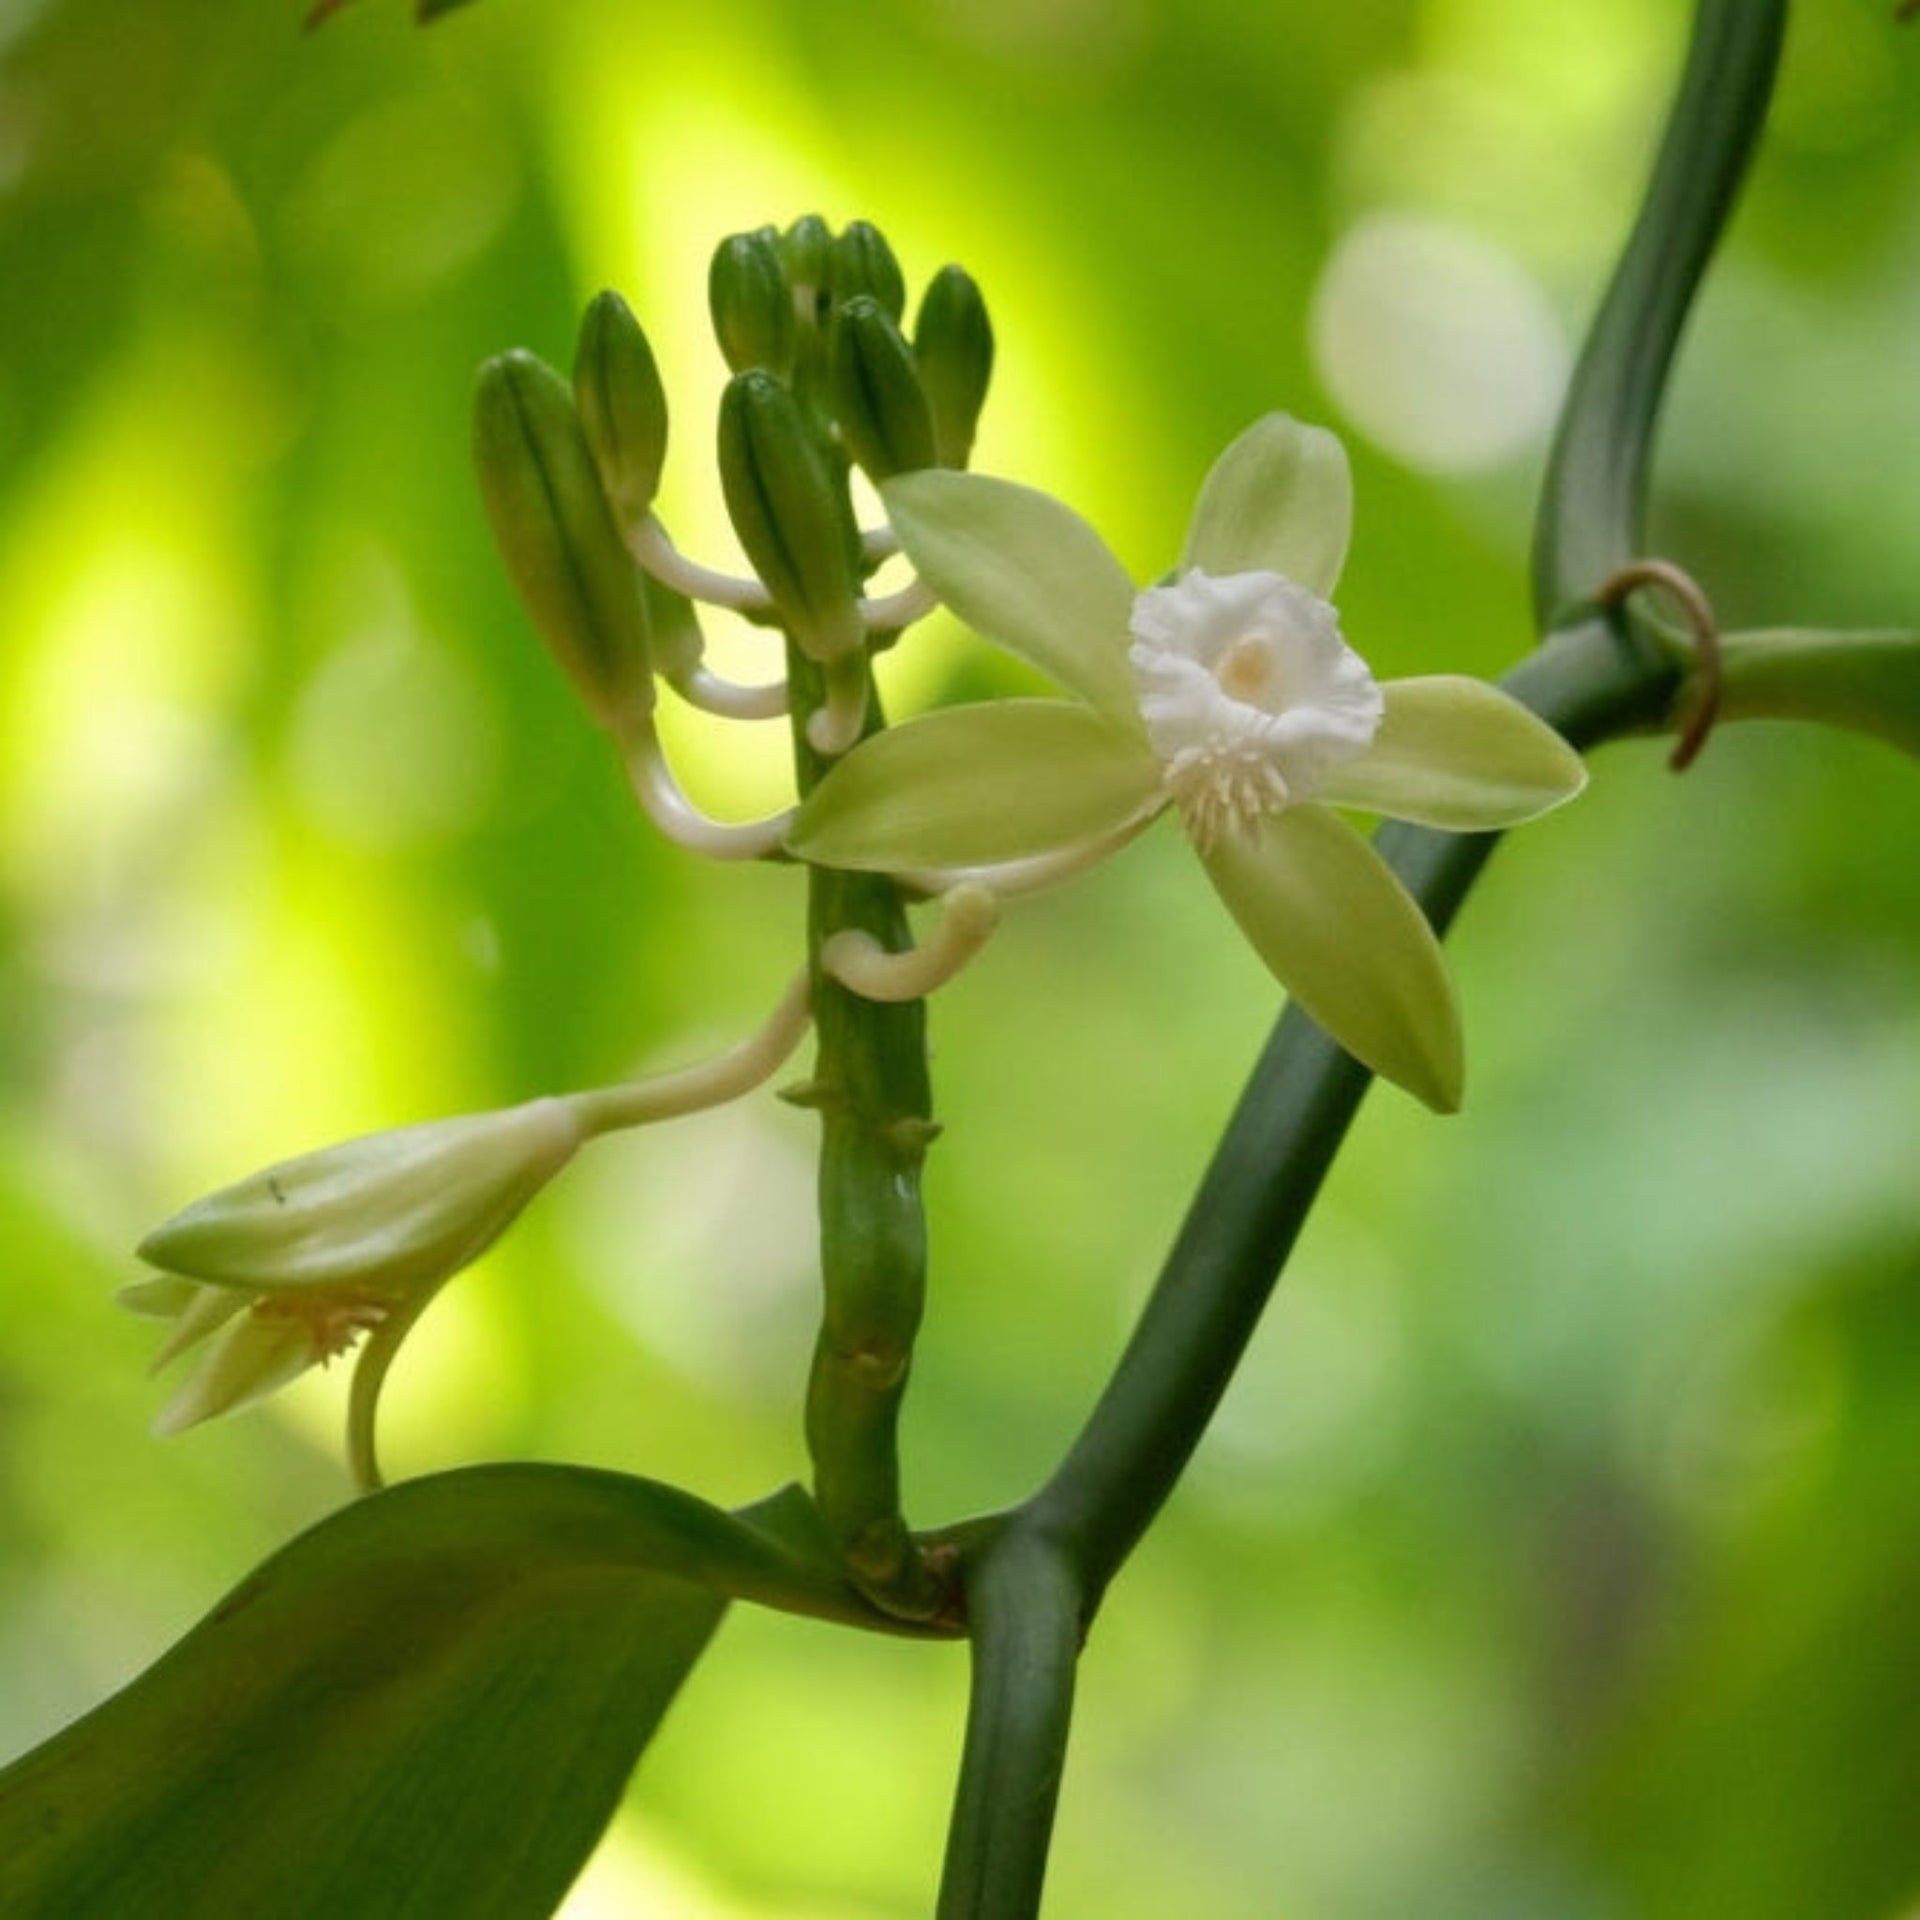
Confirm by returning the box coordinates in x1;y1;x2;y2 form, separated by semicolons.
1594;558;1722;771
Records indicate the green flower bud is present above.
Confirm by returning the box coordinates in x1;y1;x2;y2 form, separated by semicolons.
718;370;864;660
828;296;938;482
573;290;669;530
914;265;994;468
638;568;706;684
709;230;797;376
780;213;834;324
473;349;655;735
829;220;906;324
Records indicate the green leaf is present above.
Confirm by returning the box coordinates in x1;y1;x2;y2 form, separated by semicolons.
1200;803;1463;1112
0;1469;933;1920
1715;626;1920;761
789;699;1164;872
1317;675;1588;829
881;471;1142;731
1181;414;1352;599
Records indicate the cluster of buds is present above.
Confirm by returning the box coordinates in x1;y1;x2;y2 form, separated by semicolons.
473;216;993;827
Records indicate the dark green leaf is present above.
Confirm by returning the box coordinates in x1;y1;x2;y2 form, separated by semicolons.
0;1467;929;1919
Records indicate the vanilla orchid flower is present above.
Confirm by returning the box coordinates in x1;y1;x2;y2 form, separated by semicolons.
120;972;813;1484
787;415;1587;1111
119;1099;589;1484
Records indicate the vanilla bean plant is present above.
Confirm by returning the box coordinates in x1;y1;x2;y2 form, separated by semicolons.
3;2;1918;1916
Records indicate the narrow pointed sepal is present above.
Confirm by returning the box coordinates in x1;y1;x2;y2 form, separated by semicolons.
142;1282;251;1374
789;699;1164;872
153;1308;321;1436
1317;675;1587;829
1181;414;1353;598
1200;803;1464;1112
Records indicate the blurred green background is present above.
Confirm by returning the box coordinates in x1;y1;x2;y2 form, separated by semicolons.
3;0;1919;1913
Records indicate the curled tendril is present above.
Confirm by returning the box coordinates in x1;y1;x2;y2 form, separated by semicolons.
1595;558;1722;771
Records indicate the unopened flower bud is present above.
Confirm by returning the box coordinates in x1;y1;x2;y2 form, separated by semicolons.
473;349;655;736
829;220;906;324
573;290;669;530
914;265;994;468
709;229;797;376
828;296;938;482
638;569;706;684
718;370;864;660
780;213;834;326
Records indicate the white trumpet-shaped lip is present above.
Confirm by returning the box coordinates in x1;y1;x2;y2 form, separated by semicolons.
1129;568;1383;849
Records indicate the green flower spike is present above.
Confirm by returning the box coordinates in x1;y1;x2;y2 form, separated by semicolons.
788;416;1589;1111
123;973;814;1485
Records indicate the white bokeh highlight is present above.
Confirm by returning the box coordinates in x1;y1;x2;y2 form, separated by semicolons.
1310;213;1568;475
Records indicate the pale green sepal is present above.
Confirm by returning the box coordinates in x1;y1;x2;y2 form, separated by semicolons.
145;1281;251;1374
1317;675;1588;829
153;1309;315;1435
116;1274;200;1319
1715;627;1920;761
881;470;1141;731
1201;803;1463;1112
1181;414;1353;598
789;699;1163;871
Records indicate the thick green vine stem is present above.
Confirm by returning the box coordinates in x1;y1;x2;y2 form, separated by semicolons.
934;0;1787;1907
1531;0;1785;624
1024;617;1676;1599
936;1530;1082;1920
788;646;953;1623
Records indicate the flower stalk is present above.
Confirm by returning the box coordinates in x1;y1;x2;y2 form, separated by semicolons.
789;643;954;1622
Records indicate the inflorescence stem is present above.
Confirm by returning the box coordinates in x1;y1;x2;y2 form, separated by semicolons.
789;641;954;1623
